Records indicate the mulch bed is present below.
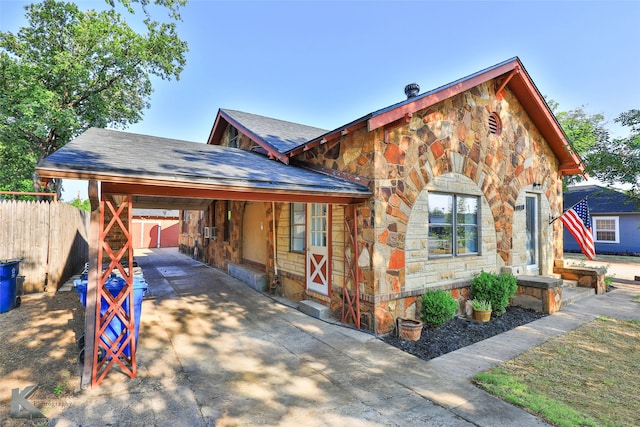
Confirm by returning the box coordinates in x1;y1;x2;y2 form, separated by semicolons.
383;306;548;361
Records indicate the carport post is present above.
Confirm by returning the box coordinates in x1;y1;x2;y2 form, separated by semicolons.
81;180;100;389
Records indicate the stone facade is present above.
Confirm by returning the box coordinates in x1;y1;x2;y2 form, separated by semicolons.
298;82;565;333
185;78;569;335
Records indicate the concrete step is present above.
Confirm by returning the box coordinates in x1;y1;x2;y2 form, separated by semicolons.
228;263;267;292
298;299;330;321
562;285;595;306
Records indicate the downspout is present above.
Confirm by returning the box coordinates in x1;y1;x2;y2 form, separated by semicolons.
271;202;280;294
272;201;278;276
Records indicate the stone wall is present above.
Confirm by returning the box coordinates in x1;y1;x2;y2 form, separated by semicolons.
178;209;203;259
299;81;565;334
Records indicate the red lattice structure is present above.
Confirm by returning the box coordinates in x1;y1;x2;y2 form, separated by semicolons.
92;196;136;386
342;204;361;328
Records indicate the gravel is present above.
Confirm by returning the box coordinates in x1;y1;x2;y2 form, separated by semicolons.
383;306;548;361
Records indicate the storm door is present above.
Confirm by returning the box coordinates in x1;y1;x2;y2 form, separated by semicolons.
525;195;538;269
306;203;330;295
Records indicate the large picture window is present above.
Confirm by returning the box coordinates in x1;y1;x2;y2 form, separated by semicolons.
290;203;305;252
593;216;619;243
428;193;479;257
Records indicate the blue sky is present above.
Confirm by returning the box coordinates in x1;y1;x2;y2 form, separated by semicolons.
1;0;639;200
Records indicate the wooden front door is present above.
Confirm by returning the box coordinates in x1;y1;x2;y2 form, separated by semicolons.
306;203;330;295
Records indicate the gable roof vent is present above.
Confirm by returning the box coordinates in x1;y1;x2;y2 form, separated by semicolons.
489;112;502;135
404;83;420;99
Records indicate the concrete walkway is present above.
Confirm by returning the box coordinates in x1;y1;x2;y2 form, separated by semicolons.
50;248;640;426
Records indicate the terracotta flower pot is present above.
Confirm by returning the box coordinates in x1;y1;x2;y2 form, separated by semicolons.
398;318;423;341
473;308;492;322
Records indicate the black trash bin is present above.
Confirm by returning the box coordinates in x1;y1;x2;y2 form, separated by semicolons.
0;259;21;313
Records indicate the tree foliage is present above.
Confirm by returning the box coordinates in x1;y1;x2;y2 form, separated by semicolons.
584;109;640;202
68;196;91;212
551;100;640;203
0;0;188;195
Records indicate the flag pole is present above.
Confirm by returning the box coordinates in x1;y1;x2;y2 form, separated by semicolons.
548;196;589;225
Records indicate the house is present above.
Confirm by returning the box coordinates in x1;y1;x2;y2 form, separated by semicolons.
179;57;584;333
564;185;640;256
35;56;585;384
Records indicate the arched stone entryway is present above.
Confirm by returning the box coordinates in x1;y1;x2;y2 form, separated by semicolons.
405;173;498;291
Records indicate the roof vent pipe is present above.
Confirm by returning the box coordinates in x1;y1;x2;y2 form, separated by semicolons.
404;83;420;99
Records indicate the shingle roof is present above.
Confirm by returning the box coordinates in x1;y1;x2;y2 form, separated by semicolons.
213;57;583;176
565;185;638;214
36;128;371;205
221;109;328;154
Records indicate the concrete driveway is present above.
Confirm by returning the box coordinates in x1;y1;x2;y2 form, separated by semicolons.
49;248;640;426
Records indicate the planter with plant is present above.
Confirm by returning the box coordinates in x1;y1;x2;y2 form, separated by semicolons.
470;271;518;316
470;299;492;322
420;289;458;328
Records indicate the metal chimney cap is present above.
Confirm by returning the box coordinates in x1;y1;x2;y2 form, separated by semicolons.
404;83;420;98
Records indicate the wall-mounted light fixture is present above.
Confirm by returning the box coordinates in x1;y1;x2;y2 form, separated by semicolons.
532;182;543;191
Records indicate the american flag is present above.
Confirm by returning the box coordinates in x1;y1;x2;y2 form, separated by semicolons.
561;198;595;260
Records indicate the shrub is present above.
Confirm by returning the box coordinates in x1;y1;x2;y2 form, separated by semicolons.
470;271;518;316
420;289;458;327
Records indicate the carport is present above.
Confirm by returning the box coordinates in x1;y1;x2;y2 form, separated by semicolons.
36;127;371;388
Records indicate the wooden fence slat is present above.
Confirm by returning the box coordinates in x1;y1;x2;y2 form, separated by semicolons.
0;200;88;293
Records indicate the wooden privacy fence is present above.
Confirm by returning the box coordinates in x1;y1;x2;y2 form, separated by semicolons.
0;200;89;293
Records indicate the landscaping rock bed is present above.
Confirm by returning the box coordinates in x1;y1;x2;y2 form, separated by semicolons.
383;306;548;361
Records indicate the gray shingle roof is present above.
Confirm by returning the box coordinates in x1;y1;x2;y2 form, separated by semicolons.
222;109;328;154
37;128;371;199
565;185;638;214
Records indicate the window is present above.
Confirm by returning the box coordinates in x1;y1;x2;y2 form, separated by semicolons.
197;211;204;235
428;193;479;257
223;201;231;242
593;216;619;243
228;126;239;148
290;203;305;252
181;210;189;234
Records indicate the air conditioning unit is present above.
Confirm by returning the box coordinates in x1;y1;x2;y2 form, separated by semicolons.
209;227;217;241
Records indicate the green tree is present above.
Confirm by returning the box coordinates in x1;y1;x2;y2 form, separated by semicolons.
585;109;640;202
548;100;608;187
68;196;91;212
0;0;188;197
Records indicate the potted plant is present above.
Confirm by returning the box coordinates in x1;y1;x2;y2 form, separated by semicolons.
471;299;492;322
397;317;423;341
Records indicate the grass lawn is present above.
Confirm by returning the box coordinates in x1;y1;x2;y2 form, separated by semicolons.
473;317;640;427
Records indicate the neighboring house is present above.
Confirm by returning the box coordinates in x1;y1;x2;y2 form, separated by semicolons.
564;185;640;256
131;209;179;249
179;57;584;333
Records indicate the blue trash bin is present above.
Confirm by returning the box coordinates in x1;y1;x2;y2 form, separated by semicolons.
0;259;21;313
74;275;148;357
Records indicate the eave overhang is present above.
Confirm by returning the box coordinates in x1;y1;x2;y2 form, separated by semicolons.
37;128;372;209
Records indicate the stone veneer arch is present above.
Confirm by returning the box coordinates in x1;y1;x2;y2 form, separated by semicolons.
405;173;498;290
376;82;565;296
